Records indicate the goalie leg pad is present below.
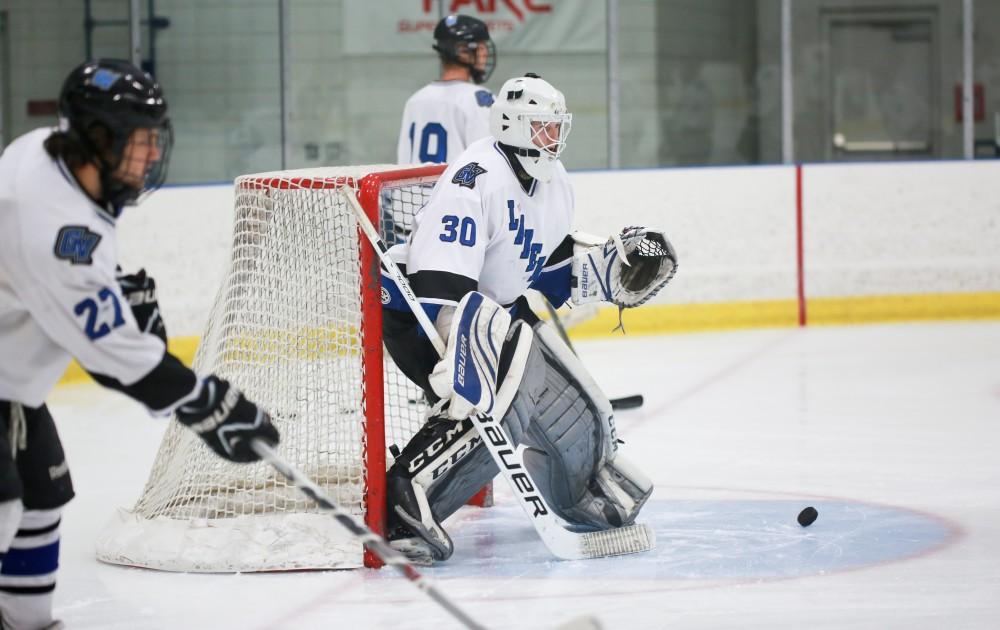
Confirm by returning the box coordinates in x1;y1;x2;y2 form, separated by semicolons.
386;321;544;561
521;321;653;530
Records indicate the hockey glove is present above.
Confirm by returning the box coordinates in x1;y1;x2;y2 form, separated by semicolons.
175;375;280;463
571;227;677;308
117;268;167;343
428;292;511;420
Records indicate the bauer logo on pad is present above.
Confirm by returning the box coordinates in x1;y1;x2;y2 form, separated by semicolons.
452;162;487;189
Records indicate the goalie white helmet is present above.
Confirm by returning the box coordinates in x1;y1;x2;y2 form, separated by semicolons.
490;73;572;183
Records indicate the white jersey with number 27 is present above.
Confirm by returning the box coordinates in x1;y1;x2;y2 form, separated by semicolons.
397;81;494;165
390;136;575;308
0;128;164;407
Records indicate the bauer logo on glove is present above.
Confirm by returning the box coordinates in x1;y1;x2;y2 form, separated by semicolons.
571;227;677;308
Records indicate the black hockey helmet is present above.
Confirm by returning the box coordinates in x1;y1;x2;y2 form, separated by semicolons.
57;58;172;210
432;14;496;84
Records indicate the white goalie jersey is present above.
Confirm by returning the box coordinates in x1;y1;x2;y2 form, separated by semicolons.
397;81;494;165
0;128;164;407
386;137;575;310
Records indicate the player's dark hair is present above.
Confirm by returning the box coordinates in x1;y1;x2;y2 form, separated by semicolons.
433;14;496;84
45;121;113;171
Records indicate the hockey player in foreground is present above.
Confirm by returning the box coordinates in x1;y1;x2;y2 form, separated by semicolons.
397;14;496;166
380;73;677;563
0;59;279;629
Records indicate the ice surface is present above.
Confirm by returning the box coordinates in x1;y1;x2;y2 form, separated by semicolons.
46;322;1000;629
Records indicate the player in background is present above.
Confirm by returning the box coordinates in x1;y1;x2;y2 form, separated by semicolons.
380;73;678;563
0;59;279;629
387;15;498;245
397;14;496;167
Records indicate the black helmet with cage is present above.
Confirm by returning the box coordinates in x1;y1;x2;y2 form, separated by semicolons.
432;14;496;85
47;58;173;211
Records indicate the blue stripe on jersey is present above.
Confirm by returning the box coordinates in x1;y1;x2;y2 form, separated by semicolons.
0;540;59;577
380;273;411;313
529;262;572;309
415;304;443;338
380;273;443;335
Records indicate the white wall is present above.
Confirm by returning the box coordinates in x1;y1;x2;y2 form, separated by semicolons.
117;160;1000;338
116;184;234;337
804;160;1000;297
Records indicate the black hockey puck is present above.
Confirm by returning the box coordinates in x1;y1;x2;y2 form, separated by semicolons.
797;506;818;527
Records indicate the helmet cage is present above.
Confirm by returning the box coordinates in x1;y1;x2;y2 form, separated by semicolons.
102;120;173;208
435;38;496;84
524;112;572;159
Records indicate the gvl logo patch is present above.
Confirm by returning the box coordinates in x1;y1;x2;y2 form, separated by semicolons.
452;162;487;189
54;225;102;265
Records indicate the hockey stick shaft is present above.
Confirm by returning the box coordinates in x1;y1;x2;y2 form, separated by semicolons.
250;440;487;630
541;297;644;412
343;188;654;561
540;294;578;354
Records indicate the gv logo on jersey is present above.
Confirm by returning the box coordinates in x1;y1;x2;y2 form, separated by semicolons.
452;162;487;189
507;200;546;282
54;225;102;265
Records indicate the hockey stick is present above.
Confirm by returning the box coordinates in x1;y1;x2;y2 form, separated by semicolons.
252;440;604;630
250;440;485;630
342;188;654;561
539;296;644;412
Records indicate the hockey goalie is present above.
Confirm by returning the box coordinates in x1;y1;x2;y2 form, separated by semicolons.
379;73;678;563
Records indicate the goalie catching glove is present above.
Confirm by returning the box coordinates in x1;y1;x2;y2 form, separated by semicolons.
175;375;280;462
571;227;677;307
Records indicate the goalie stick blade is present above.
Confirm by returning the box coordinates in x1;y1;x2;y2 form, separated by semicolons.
610;394;644;411
542;520;656;561
577;521;656;559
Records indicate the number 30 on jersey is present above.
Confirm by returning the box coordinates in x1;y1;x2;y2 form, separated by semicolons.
440;215;477;246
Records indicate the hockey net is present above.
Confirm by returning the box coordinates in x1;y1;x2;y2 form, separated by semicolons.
95;164;472;572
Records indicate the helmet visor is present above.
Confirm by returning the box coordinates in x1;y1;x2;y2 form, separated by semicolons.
112;120;173;205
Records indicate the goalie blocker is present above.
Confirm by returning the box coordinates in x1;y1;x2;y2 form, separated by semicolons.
384;292;653;563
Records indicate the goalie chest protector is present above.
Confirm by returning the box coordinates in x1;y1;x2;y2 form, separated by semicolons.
391;137;574;308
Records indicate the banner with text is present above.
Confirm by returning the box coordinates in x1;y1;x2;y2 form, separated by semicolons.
342;0;606;55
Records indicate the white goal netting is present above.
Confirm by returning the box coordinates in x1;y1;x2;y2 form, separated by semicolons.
96;164;443;572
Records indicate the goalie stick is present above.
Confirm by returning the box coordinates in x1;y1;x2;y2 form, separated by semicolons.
539;296;645;412
343;187;655;561
251;441;604;630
